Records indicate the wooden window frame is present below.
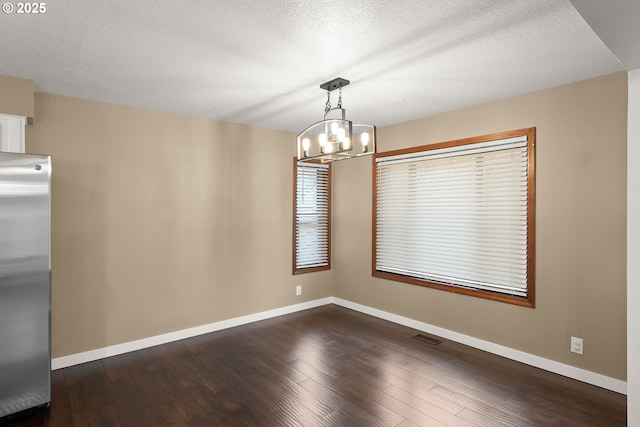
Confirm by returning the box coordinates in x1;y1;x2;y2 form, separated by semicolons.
372;128;536;307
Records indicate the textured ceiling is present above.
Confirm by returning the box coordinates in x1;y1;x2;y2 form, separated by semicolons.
0;1;635;133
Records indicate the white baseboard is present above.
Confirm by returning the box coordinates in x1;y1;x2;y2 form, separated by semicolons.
52;296;627;395
51;297;332;370
332;297;627;395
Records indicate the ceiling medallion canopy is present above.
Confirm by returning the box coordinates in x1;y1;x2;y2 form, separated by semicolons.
297;77;376;163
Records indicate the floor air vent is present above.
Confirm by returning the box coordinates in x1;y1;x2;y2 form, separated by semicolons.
413;334;443;345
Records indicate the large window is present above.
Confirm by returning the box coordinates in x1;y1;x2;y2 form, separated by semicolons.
293;160;331;274
373;128;535;307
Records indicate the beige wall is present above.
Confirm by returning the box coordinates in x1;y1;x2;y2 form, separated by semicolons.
332;72;628;380
27;93;332;358
0;74;34;117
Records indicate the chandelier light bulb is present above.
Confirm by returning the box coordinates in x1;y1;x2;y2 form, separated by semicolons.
344;136;351;150
318;133;327;154
302;137;310;157
337;127;346;142
361;132;370;153
331;122;339;135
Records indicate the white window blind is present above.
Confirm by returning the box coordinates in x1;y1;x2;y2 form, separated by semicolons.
375;135;531;298
295;162;330;271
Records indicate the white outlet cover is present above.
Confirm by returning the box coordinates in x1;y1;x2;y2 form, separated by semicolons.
571;336;584;354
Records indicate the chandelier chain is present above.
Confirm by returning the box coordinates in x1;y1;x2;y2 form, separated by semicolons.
323;86;344;114
325;90;331;114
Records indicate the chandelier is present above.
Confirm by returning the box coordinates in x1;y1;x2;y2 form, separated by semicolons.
297;77;376;163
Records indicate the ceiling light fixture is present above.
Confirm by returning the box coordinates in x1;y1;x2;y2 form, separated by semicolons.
297;77;376;163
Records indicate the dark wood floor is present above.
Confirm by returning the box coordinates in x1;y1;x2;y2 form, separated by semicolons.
3;304;626;426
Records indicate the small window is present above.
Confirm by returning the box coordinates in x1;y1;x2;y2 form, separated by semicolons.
373;128;535;307
293;159;331;274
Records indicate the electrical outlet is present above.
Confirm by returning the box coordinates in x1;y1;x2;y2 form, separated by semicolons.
571;336;583;355
296;285;302;296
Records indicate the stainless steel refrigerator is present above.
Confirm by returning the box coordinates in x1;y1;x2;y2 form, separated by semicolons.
0;152;51;419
